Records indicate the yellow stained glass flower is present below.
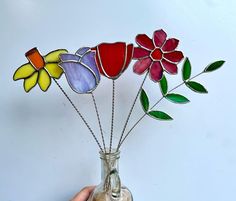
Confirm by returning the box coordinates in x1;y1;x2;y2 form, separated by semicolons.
13;47;68;92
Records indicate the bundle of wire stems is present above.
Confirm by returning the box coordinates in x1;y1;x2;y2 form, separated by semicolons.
53;70;204;154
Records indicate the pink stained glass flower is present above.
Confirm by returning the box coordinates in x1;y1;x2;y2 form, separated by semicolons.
133;29;184;82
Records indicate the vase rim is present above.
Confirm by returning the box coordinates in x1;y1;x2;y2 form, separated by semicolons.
99;148;120;159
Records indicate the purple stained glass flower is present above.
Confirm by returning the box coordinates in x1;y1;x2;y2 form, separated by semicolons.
59;47;101;94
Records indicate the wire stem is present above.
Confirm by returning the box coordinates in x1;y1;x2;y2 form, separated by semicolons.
91;92;106;152
118;71;204;148
53;78;103;152
109;80;115;153
116;71;149;151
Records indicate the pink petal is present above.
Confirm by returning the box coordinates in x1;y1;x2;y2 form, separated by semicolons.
149;61;163;82
164;51;184;63
161;59;178;74
136;34;155;50
162;38;179;52
133;47;151;59
133;58;152;75
153;29;167;47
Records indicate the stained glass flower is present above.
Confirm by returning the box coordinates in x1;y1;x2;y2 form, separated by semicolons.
133;29;184;82
59;47;100;94
92;42;134;79
13;48;68;92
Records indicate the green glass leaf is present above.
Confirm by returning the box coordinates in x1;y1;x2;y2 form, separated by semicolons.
159;75;168;95
204;60;225;73
140;89;149;112
182;58;191;81
148;111;173;121
165;93;190;104
186;81;208;93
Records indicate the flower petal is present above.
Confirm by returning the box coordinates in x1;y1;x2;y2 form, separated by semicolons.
149;61;163;82
164;51;184;63
60;54;81;62
133;47;150;59
136;34;155;50
133;57;152;75
97;42;126;79
13;63;36;80
59;61;97;94
44;49;68;63
23;72;38;92
38;69;51;92
45;63;64;79
162;59;178;74
124;43;134;69
95;52;105;76
80;51;100;83
76;47;90;56
153;29;167;47
162;38;179;52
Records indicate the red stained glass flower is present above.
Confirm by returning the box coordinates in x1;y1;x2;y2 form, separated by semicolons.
133;29;184;82
93;42;134;79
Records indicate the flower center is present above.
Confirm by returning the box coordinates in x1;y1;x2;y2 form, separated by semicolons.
150;48;163;61
25;48;45;70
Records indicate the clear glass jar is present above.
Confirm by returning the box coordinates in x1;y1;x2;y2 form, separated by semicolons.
88;149;133;201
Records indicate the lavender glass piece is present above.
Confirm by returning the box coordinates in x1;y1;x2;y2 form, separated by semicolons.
59;62;97;93
81;51;100;82
60;54;81;62
76;47;90;56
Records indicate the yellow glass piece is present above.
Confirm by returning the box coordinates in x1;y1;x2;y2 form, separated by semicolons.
13;63;36;80
44;49;68;63
38;69;51;91
24;72;38;92
45;63;63;79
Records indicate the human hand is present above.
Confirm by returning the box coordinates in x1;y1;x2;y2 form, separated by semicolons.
70;186;95;201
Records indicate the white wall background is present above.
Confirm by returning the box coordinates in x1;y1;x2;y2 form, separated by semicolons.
0;0;235;201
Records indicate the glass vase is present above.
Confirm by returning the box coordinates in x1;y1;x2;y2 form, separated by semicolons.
88;149;133;201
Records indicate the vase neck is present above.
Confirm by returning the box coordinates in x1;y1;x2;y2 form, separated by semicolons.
100;150;120;181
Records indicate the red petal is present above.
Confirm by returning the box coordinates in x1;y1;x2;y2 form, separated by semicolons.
153;29;167;47
133;47;150;59
164;51;184;63
97;42;126;79
150;61;163;82
161;59;178;74
162;38;179;52
95;51;105;76
133;58;152;75
124;44;134;70
136;34;155;50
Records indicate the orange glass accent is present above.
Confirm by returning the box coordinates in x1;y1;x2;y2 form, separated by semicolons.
151;49;163;61
25;48;45;70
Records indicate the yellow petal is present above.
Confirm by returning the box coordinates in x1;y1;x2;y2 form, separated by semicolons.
23;72;38;92
38;69;51;92
44;49;68;63
45;63;63;79
13;63;36;80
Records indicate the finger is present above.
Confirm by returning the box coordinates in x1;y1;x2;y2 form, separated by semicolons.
71;186;95;201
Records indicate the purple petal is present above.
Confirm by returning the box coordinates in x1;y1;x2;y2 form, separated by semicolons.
60;53;81;62
59;61;97;93
76;47;90;56
81;51;100;82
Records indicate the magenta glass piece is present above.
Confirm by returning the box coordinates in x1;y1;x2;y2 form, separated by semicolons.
153;29;167;47
150;61;163;82
162;59;178;74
